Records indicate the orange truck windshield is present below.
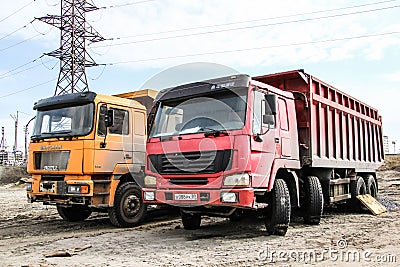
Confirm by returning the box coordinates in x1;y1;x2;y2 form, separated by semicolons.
32;103;94;140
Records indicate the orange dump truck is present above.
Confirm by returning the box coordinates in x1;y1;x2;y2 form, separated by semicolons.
26;89;157;227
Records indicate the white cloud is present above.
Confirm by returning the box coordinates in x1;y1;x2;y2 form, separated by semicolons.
384;70;400;82
2;0;399;69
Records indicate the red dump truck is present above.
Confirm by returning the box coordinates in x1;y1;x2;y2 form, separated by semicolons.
143;69;384;235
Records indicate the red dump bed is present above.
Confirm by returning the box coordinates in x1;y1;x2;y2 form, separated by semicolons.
254;70;384;171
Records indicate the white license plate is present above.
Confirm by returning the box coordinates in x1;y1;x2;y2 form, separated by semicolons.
174;193;198;201
39;182;56;193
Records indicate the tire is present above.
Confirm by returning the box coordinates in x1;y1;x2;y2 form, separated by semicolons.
364;175;378;198
349;176;367;212
108;182;147;227
181;212;201;230
265;179;291;236
57;205;92;222
302;176;323;225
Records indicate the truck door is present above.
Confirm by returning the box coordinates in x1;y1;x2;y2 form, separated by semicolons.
277;98;292;158
131;110;146;169
94;104;134;173
250;90;276;188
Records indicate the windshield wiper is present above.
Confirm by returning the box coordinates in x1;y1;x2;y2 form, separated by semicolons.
34;130;74;140
31;135;41;141
42;130;72;135
199;127;228;137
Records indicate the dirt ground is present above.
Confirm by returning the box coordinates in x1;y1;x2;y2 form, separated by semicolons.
0;170;399;266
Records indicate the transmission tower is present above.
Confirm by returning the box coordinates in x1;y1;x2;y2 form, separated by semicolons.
37;0;105;95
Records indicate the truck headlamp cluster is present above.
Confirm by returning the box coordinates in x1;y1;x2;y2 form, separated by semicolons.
144;175;157;187
67;184;89;194
223;173;250;186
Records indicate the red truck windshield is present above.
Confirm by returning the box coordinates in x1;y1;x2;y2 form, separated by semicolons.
149;88;248;138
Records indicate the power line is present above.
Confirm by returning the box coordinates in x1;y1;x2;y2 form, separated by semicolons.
93;0;398;43
98;0;156;9
0;21;53;53
0;33;42;53
92;4;400;49
0;0;36;24
0;22;32;42
0;56;44;78
0;79;56;99
0;56;56;80
103;31;400;65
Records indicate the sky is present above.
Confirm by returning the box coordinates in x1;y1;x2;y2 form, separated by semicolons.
0;0;399;154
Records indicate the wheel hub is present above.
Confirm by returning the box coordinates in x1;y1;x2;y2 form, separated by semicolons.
124;195;140;216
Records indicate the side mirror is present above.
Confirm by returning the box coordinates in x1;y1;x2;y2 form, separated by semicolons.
263;114;275;125
265;94;277;115
104;109;114;127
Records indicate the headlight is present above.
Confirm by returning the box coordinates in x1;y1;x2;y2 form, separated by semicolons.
144;175;157;187
67;184;89;194
221;192;238;203
223;173;250;186
144;191;155;201
26;182;32;191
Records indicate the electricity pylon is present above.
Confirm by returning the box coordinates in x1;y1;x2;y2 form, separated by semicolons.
37;0;105;95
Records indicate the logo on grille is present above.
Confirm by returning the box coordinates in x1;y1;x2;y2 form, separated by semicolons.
40;145;62;150
44;165;59;171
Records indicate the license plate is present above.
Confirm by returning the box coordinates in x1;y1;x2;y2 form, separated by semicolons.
39;181;56;193
174;193;198;201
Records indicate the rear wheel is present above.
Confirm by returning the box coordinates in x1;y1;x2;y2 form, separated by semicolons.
181;212;201;230
349;176;367;212
265;179;291;236
108;182;147;227
302;176;323;225
364;175;378;198
57;205;92;222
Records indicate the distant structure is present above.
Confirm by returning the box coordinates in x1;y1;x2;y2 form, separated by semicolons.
0;127;6;165
383;135;389;154
37;0;105;95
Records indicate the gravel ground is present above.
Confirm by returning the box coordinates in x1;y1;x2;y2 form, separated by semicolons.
0;171;399;267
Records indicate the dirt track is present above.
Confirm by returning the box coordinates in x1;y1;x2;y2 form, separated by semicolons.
0;171;399;267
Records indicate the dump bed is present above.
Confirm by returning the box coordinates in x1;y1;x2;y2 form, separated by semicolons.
114;89;158;114
254;70;384;171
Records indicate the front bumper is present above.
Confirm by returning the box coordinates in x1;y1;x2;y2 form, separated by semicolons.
27;179;94;205
143;188;255;208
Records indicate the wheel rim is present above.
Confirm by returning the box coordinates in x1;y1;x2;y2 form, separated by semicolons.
123;194;141;218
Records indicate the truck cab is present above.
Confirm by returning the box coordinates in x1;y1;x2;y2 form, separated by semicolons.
27;90;157;227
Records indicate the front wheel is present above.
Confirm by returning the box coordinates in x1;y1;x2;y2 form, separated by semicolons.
108;182;147;227
57;204;92;222
265;179;291;236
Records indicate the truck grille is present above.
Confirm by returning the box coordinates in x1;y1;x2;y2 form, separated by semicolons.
169;178;208;185
34;151;70;171
149;150;232;174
